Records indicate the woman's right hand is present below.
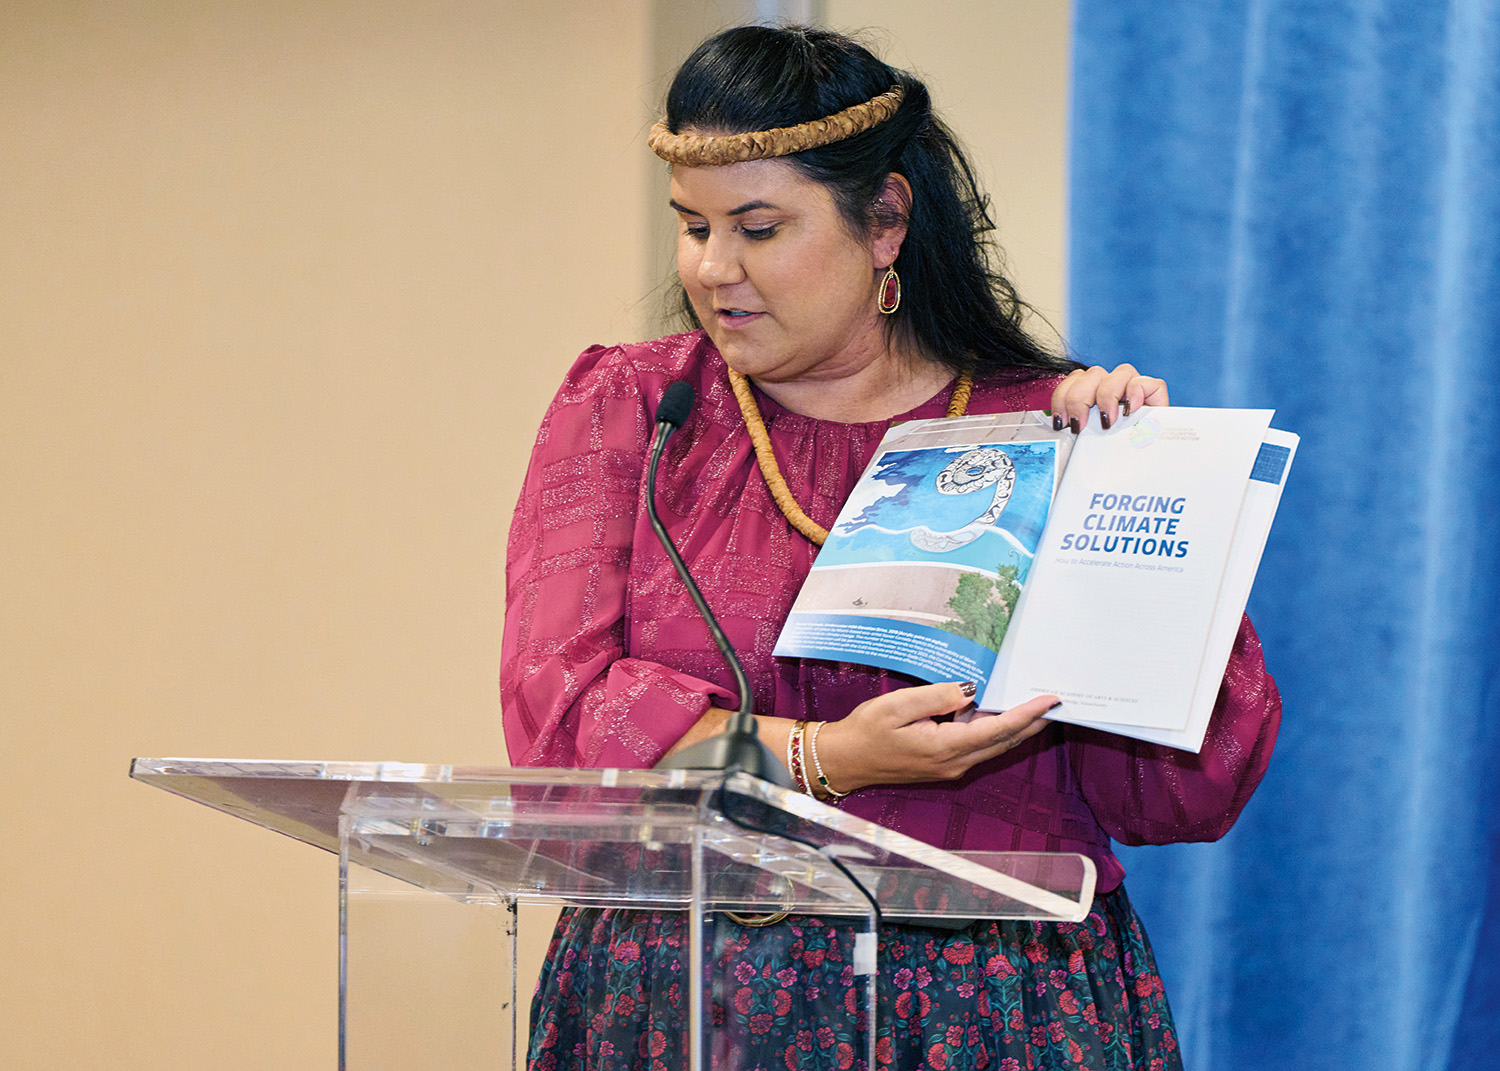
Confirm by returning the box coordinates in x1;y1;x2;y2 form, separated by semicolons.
814;683;1057;792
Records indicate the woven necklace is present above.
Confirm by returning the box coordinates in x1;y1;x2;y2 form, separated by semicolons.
726;367;974;546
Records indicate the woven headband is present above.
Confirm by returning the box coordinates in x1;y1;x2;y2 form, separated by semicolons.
647;85;904;165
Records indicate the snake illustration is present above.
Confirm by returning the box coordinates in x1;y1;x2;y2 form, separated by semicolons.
909;447;1016;552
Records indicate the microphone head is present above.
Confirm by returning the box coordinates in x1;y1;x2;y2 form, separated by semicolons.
655;380;696;429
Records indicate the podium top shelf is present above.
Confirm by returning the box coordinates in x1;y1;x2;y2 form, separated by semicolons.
131;758;1095;922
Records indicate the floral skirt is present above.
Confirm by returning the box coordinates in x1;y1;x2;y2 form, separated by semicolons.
526;887;1180;1071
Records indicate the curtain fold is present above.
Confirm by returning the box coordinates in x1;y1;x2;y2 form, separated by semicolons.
1068;2;1500;1068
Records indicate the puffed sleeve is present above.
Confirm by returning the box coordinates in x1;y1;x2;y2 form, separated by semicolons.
1067;614;1281;844
501;345;736;769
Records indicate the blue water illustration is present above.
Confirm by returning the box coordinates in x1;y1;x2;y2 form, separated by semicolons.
814;440;1057;577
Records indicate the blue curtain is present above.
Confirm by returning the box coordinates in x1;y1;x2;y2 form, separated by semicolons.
1068;2;1500;1069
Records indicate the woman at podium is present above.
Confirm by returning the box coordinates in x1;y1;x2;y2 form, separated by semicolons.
501;24;1280;1071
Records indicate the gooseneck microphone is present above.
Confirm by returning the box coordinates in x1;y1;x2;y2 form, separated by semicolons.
647;381;792;788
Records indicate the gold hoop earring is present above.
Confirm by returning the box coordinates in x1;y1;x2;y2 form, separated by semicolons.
878;266;901;315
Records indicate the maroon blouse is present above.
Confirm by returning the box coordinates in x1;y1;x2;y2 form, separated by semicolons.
501;331;1281;892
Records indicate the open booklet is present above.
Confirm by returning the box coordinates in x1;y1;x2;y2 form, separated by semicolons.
772;406;1298;751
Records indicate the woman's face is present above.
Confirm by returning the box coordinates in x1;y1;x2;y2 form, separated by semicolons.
670;159;895;389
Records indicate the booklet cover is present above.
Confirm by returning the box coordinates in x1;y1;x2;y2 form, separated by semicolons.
982;408;1289;749
773;406;1297;752
773;411;1073;687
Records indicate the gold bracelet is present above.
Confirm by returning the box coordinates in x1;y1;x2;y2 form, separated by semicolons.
724;909;791;927
725;874;795;927
807;721;850;800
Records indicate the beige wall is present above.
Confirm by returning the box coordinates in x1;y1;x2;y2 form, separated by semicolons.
0;3;1066;1068
824;0;1071;344
2;3;651;1066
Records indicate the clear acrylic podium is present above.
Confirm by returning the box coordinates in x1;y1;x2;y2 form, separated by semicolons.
131;758;1095;1070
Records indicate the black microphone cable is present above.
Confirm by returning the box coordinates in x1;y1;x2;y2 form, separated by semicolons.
645;381;887;1042
642;379;882;912
648;381;789;788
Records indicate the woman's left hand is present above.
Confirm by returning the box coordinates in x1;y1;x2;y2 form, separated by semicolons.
1050;363;1169;433
812;684;1057;792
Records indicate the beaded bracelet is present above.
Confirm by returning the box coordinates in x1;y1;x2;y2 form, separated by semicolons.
807;721;850;800
786;720;810;795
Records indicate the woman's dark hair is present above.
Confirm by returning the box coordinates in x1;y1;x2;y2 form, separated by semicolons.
664;24;1074;377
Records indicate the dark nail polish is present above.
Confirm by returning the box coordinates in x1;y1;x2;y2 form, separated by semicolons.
958;681;977;699
1052;413;1064;432
1046;701;1063;712
1069;417;1080;435
1122;398;1132;417
1100;410;1112;430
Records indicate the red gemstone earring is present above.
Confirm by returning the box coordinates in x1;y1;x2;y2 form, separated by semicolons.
878;265;901;314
